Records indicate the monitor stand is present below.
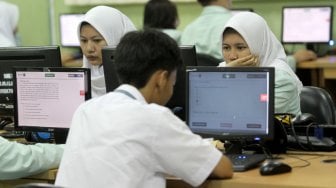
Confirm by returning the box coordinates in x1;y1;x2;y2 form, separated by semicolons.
224;140;267;155
224;140;245;154
54;129;69;144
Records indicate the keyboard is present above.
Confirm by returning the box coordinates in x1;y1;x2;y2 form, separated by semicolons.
0;131;25;138
226;154;267;172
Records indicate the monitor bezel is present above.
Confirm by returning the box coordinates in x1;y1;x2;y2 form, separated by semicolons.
13;67;91;132
102;46;120;93
281;5;333;44
186;66;275;142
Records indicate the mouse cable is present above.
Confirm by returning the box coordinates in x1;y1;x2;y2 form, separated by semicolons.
284;154;314;168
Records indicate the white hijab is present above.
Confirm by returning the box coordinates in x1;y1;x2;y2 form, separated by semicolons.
78;6;136;97
221;12;303;91
0;1;19;46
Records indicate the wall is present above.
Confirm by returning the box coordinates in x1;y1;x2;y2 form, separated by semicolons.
4;0;336;54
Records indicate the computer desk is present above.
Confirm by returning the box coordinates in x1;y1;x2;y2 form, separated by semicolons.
0;152;335;188
297;55;336;88
169;151;336;188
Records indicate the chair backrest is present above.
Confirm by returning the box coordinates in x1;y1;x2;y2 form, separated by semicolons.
196;53;222;66
300;86;336;124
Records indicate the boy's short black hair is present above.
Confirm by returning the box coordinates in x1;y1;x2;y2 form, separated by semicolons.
114;29;183;88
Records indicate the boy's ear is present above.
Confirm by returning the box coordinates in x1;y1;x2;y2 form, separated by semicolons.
156;70;169;88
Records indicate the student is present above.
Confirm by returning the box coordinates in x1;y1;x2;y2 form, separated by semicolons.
0;1;19;47
78;5;136;97
0;136;63;180
55;29;233;188
143;0;181;44
181;0;233;61
220;12;302;116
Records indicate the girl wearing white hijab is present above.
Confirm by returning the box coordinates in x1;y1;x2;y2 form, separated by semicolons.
0;1;19;47
78;6;136;97
219;12;302;116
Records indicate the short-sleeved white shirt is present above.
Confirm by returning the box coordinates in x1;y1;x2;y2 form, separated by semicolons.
55;84;222;188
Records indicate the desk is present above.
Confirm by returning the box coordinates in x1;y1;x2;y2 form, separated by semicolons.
1;153;335;188
167;152;336;188
297;56;336;87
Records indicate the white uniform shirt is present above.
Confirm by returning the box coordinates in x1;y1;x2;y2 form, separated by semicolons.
0;137;64;180
56;84;222;188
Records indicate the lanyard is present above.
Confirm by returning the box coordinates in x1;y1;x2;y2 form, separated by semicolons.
114;89;136;100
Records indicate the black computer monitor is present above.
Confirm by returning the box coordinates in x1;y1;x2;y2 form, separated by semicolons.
281;6;333;49
0;46;62;119
186;66;274;154
102;45;197;120
13;67;91;133
59;13;84;47
101;46;120;93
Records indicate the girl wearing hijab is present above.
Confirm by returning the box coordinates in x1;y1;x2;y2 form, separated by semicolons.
78;6;136;97
219;12;302;116
0;1;19;47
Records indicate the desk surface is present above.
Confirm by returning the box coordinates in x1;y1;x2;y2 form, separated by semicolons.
298;55;336;69
296;55;336;87
167;152;336;188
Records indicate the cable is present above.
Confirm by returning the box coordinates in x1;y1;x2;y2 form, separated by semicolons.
286;155;311;168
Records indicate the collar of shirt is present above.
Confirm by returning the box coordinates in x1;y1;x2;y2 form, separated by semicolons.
115;84;147;104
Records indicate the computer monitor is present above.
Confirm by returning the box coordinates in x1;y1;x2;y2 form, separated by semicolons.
186;66;274;154
13;67;91;133
101;46;120;93
59;13;84;47
0;46;62;119
102;45;197;120
281;6;333;44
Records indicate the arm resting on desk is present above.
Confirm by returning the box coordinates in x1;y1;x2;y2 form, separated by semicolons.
210;156;233;179
0;136;64;180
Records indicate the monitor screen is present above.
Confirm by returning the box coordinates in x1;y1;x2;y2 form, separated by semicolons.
0;46;62;118
59;14;84;47
13;67;91;132
281;6;333;43
186;66;274;143
102;45;197;120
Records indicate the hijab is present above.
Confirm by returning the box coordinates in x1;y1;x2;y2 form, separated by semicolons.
221;12;303;91
78;6;136;97
0;1;19;46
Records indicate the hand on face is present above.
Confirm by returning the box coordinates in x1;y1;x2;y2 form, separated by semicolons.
226;54;259;67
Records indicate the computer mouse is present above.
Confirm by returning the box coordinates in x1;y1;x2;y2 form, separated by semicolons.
259;160;292;176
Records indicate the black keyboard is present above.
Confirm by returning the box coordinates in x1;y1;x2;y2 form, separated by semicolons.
226;154;266;172
0;131;25;138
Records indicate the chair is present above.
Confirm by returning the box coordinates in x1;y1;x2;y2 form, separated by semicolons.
299;86;336;124
196;53;222;66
